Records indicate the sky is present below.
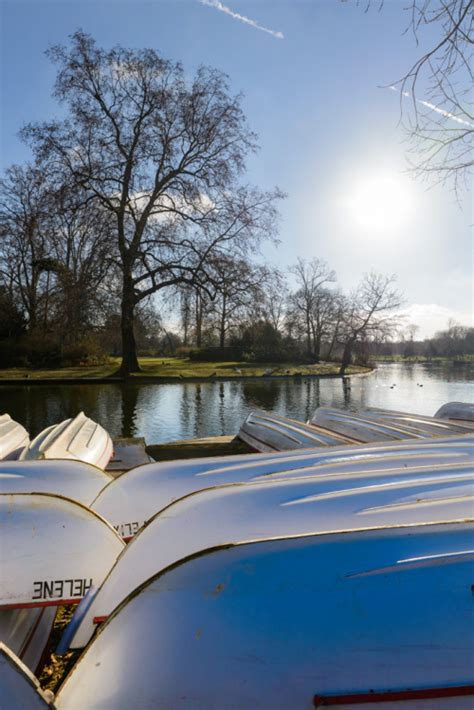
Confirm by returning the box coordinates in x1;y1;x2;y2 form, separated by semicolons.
1;0;472;338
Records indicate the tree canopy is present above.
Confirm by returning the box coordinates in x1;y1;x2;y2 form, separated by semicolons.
22;31;283;374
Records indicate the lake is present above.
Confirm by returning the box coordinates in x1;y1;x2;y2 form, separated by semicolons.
1;362;473;444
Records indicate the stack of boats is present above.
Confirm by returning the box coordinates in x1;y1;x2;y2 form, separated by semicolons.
1;402;473;708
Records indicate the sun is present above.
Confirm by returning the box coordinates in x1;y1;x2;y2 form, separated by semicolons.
343;173;415;237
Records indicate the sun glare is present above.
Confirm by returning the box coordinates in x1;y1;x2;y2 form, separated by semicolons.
344;173;415;237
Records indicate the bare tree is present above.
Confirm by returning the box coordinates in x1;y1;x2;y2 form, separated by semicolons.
324;292;345;361
394;1;473;189
22;31;283;374
207;256;267;348
406;323;420;341
257;268;288;332
0;165;117;343
46;187;117;344
339;272;403;374
0;165;51;330
289;258;336;360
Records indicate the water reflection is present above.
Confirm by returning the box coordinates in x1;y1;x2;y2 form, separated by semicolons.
0;363;472;444
121;384;140;438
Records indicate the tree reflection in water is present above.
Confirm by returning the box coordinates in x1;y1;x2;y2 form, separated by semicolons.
1;362;472;444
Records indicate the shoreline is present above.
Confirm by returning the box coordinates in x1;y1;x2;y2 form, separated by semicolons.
0;369;373;386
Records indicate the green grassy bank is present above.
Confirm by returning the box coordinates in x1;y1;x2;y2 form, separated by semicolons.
0;357;371;381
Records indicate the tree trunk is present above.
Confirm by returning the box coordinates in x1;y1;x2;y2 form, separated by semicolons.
219;296;227;349
314;336;321;363
119;277;140;375
195;290;203;348
339;341;353;376
306;313;312;359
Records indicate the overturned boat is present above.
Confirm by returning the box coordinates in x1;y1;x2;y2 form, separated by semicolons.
70;456;474;648
19;412;113;469
0;414;29;460
56;518;474;709
0;493;124;610
435;401;474;423
238;409;354;452
0;607;57;673
0;459;111;507
0;643;55;708
91;434;474;540
309;406;474;443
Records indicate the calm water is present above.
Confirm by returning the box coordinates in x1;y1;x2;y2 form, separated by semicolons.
1;362;473;444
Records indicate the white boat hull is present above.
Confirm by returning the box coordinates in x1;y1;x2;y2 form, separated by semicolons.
91;435;474;541
238;409;354;452
0;607;56;673
20;412;113;469
0;415;29;460
0;493;124;610
309;406;474;442
0;460;111;507
435;401;474;423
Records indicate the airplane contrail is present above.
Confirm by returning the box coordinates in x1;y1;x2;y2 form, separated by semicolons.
199;0;284;39
389;86;474;129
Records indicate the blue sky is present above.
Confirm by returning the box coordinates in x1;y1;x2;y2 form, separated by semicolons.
1;0;472;336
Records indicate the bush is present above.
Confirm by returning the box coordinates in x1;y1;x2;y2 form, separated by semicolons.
237;322;290;363
61;338;108;366
0;333;109;369
175;346;194;359
0;339;28;368
21;334;62;368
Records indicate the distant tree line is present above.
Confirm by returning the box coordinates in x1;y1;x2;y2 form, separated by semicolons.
0;32;405;376
174;258;404;375
372;322;474;360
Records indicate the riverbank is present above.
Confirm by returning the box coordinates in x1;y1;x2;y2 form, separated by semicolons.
0;357;371;384
374;355;473;363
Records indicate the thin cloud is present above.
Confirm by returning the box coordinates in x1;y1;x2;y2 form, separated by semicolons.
399;303;473;339
389;86;474;129
200;0;284;39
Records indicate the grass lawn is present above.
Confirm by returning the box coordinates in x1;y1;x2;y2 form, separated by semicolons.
0;357;370;380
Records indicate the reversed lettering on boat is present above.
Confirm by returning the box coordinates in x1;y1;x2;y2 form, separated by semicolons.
114;521;142;538
32;578;93;601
